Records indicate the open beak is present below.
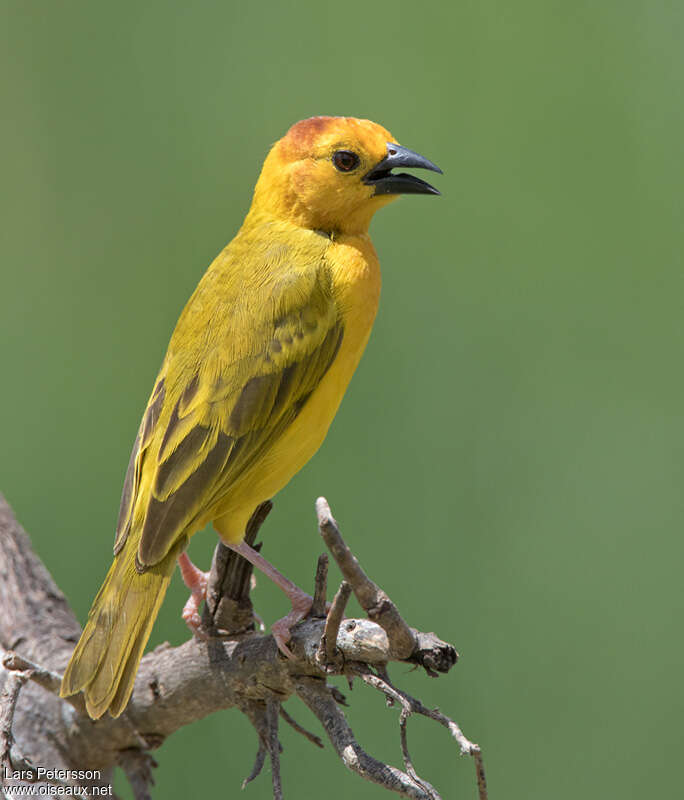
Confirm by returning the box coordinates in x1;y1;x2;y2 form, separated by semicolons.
363;143;442;196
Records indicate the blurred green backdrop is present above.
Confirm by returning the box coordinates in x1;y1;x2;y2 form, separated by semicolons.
2;1;683;797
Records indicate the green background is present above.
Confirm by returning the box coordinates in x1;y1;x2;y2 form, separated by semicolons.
2;1;682;797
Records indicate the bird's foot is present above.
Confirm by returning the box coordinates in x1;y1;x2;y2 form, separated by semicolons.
271;588;314;659
177;552;209;640
223;540;317;658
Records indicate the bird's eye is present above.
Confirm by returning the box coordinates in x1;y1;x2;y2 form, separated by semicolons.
332;150;360;172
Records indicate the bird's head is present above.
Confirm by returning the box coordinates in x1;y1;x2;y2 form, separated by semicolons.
250;116;442;236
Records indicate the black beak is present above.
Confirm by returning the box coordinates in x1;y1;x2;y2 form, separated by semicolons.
363;143;442;196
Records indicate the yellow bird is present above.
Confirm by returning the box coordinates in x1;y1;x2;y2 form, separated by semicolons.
60;116;441;719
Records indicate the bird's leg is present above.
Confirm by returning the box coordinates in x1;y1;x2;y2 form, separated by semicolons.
177;552;209;639
225;541;312;659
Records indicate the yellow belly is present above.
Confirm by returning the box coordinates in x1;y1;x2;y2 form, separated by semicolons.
213;233;381;542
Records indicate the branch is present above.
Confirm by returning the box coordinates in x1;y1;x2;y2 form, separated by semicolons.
278;705;323;749
316;580;352;671
356;666;487;800
202;500;272;634
316;498;417;660
118;748;158;800
1;663;32;799
0;495;114;797
0;492;485;799
315;498;458;675
310;554;329;618
296;677;435;800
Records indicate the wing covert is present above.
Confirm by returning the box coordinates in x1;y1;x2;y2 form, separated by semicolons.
114;259;343;570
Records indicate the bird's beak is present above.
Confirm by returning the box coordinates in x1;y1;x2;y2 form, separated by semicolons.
363;143;443;196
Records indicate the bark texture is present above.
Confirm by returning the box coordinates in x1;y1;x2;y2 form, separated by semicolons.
0;494;486;800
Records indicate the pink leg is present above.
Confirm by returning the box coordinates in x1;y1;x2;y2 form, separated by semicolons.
225;541;312;658
178;552;209;639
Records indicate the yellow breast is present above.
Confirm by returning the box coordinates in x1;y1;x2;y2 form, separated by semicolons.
212;232;381;542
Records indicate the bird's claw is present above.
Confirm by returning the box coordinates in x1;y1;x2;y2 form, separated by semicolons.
178;552;210;640
271;589;314;659
181;597;209;640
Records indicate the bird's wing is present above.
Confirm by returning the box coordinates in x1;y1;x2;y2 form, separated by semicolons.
113;258;343;569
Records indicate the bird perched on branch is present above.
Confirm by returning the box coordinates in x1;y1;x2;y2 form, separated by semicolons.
60;116;441;719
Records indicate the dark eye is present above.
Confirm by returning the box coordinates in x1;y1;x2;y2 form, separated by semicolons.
332;150;360;172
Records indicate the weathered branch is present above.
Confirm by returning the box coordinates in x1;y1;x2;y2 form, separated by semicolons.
1;663;32;799
0;492;485;799
316;580;352;671
310;553;329;618
0;495;114;797
118;748;158;800
296;677;435;800
202;500;272;634
278;705;324;748
356;666;487;800
266;698;283;800
316;498;417;660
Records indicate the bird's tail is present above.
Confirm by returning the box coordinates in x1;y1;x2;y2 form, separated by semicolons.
60;533;181;719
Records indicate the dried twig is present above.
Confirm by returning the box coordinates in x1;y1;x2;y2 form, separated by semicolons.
310;554;329;617
473;750;488;800
296;677;436;800
0;498;115;796
239;698;284;800
242;741;267;789
266;698;283;800
328;685;348;706
2;651;59;695
203;500;272;634
358;669;440;798
279;706;324;748
316;581;352;670
316;497;416;659
1;654;102;800
1;651;90;717
356;666;488;800
0;493;481;800
118;749;158;800
1;665;32;799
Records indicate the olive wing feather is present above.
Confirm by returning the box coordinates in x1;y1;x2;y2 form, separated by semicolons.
114;264;343;569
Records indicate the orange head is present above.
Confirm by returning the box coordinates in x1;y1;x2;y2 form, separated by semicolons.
249;116;441;235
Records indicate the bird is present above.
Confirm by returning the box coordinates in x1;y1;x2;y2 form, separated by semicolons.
60;116;441;719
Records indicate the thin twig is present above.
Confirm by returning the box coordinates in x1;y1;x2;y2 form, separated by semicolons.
240;698;277;791
279;706;324;748
0;493;474;799
357;670;439;798
2;651;86;715
118;749;158;800
204;500;272;634
266;698;282;800
310;554;329;617
355;667;488;800
399;709;440;800
1;657;93;799
316;581;352;670
316;497;416;659
242;742;267;789
6;745;36;778
296;677;437;800
1;667;32;799
473;749;488;800
328;685;348;706
2;652;60;695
